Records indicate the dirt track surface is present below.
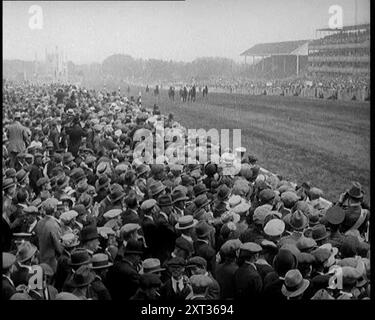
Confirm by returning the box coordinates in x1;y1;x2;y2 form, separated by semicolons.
95;83;371;203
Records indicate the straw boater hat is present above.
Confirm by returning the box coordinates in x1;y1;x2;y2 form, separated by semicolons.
90;253;113;270
140;258;166;274
175;215;198;230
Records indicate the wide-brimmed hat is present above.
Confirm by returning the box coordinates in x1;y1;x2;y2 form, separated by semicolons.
217;184;231;201
195;221;211;238
70;168;86;183
69;249;91;266
157;194;173;207
296;236;317;252
63;152;75;163
95;174;111;192
347;181;364;199
16;169;29;184
136;164;150;177
194;194;211;210
289;210;309;231
16;241;38;263
281;269;310;298
175;215;198;230
193;184;208;197
149;181;166;198
90;253;113;270
264;219;285;237
309;224;330;242
67;265;95;288
172;188;189;203
80;225;99;243
3;178;16;191
109;184;126;203
141;258;165;274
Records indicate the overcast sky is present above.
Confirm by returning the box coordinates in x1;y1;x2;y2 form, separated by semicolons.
3;0;370;64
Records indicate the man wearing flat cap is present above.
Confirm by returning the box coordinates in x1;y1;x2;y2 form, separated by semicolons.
160;257;192;300
234;242;263;299
186;256;220;299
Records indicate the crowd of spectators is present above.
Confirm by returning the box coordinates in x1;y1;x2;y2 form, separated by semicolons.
2;79;371;300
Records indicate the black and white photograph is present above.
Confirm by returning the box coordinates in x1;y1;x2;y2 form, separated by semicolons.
2;0;371;306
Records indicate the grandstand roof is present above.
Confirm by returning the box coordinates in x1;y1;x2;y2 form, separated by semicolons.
240;40;310;56
316;23;370;32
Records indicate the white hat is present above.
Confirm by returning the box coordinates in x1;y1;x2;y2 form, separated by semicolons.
59;210;78;223
264;219;285;237
103;209;122;219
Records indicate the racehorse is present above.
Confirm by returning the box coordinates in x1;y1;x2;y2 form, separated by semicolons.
168;86;175;101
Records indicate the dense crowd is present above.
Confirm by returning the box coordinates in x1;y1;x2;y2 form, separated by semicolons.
2;79;370;300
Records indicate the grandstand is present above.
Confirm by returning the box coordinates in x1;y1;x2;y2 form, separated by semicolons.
308;24;370;76
240;40;310;79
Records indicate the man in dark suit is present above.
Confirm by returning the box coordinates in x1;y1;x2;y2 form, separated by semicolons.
106;240;143;300
122;194;140;225
28;153;44;196
193;221;216;276
140;199;158;258
233;242;263;300
2;253;17;300
159;257;191;301
215;239;241;299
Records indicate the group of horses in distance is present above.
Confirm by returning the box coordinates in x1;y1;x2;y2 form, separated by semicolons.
146;84;208;102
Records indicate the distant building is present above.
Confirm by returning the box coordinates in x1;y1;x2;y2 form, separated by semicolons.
33;46;68;83
308;24;370;77
240;40;310;79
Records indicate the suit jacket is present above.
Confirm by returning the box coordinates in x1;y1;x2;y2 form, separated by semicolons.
0;216;12;252
262;271;286;300
2;276;16;300
215;261;238;299
160;278;191;301
91;276;112;300
106;258;140;301
29;164;43;195
153;219;177;264
141;216;158;258
35;215;63;273
234;263;263;300
7;121;29;153
194;240;216;276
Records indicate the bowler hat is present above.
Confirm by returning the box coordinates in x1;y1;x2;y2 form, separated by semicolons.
149;181;166;198
347;182;364;199
80;225;99;243
282;269;310;298
70;168;86;183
